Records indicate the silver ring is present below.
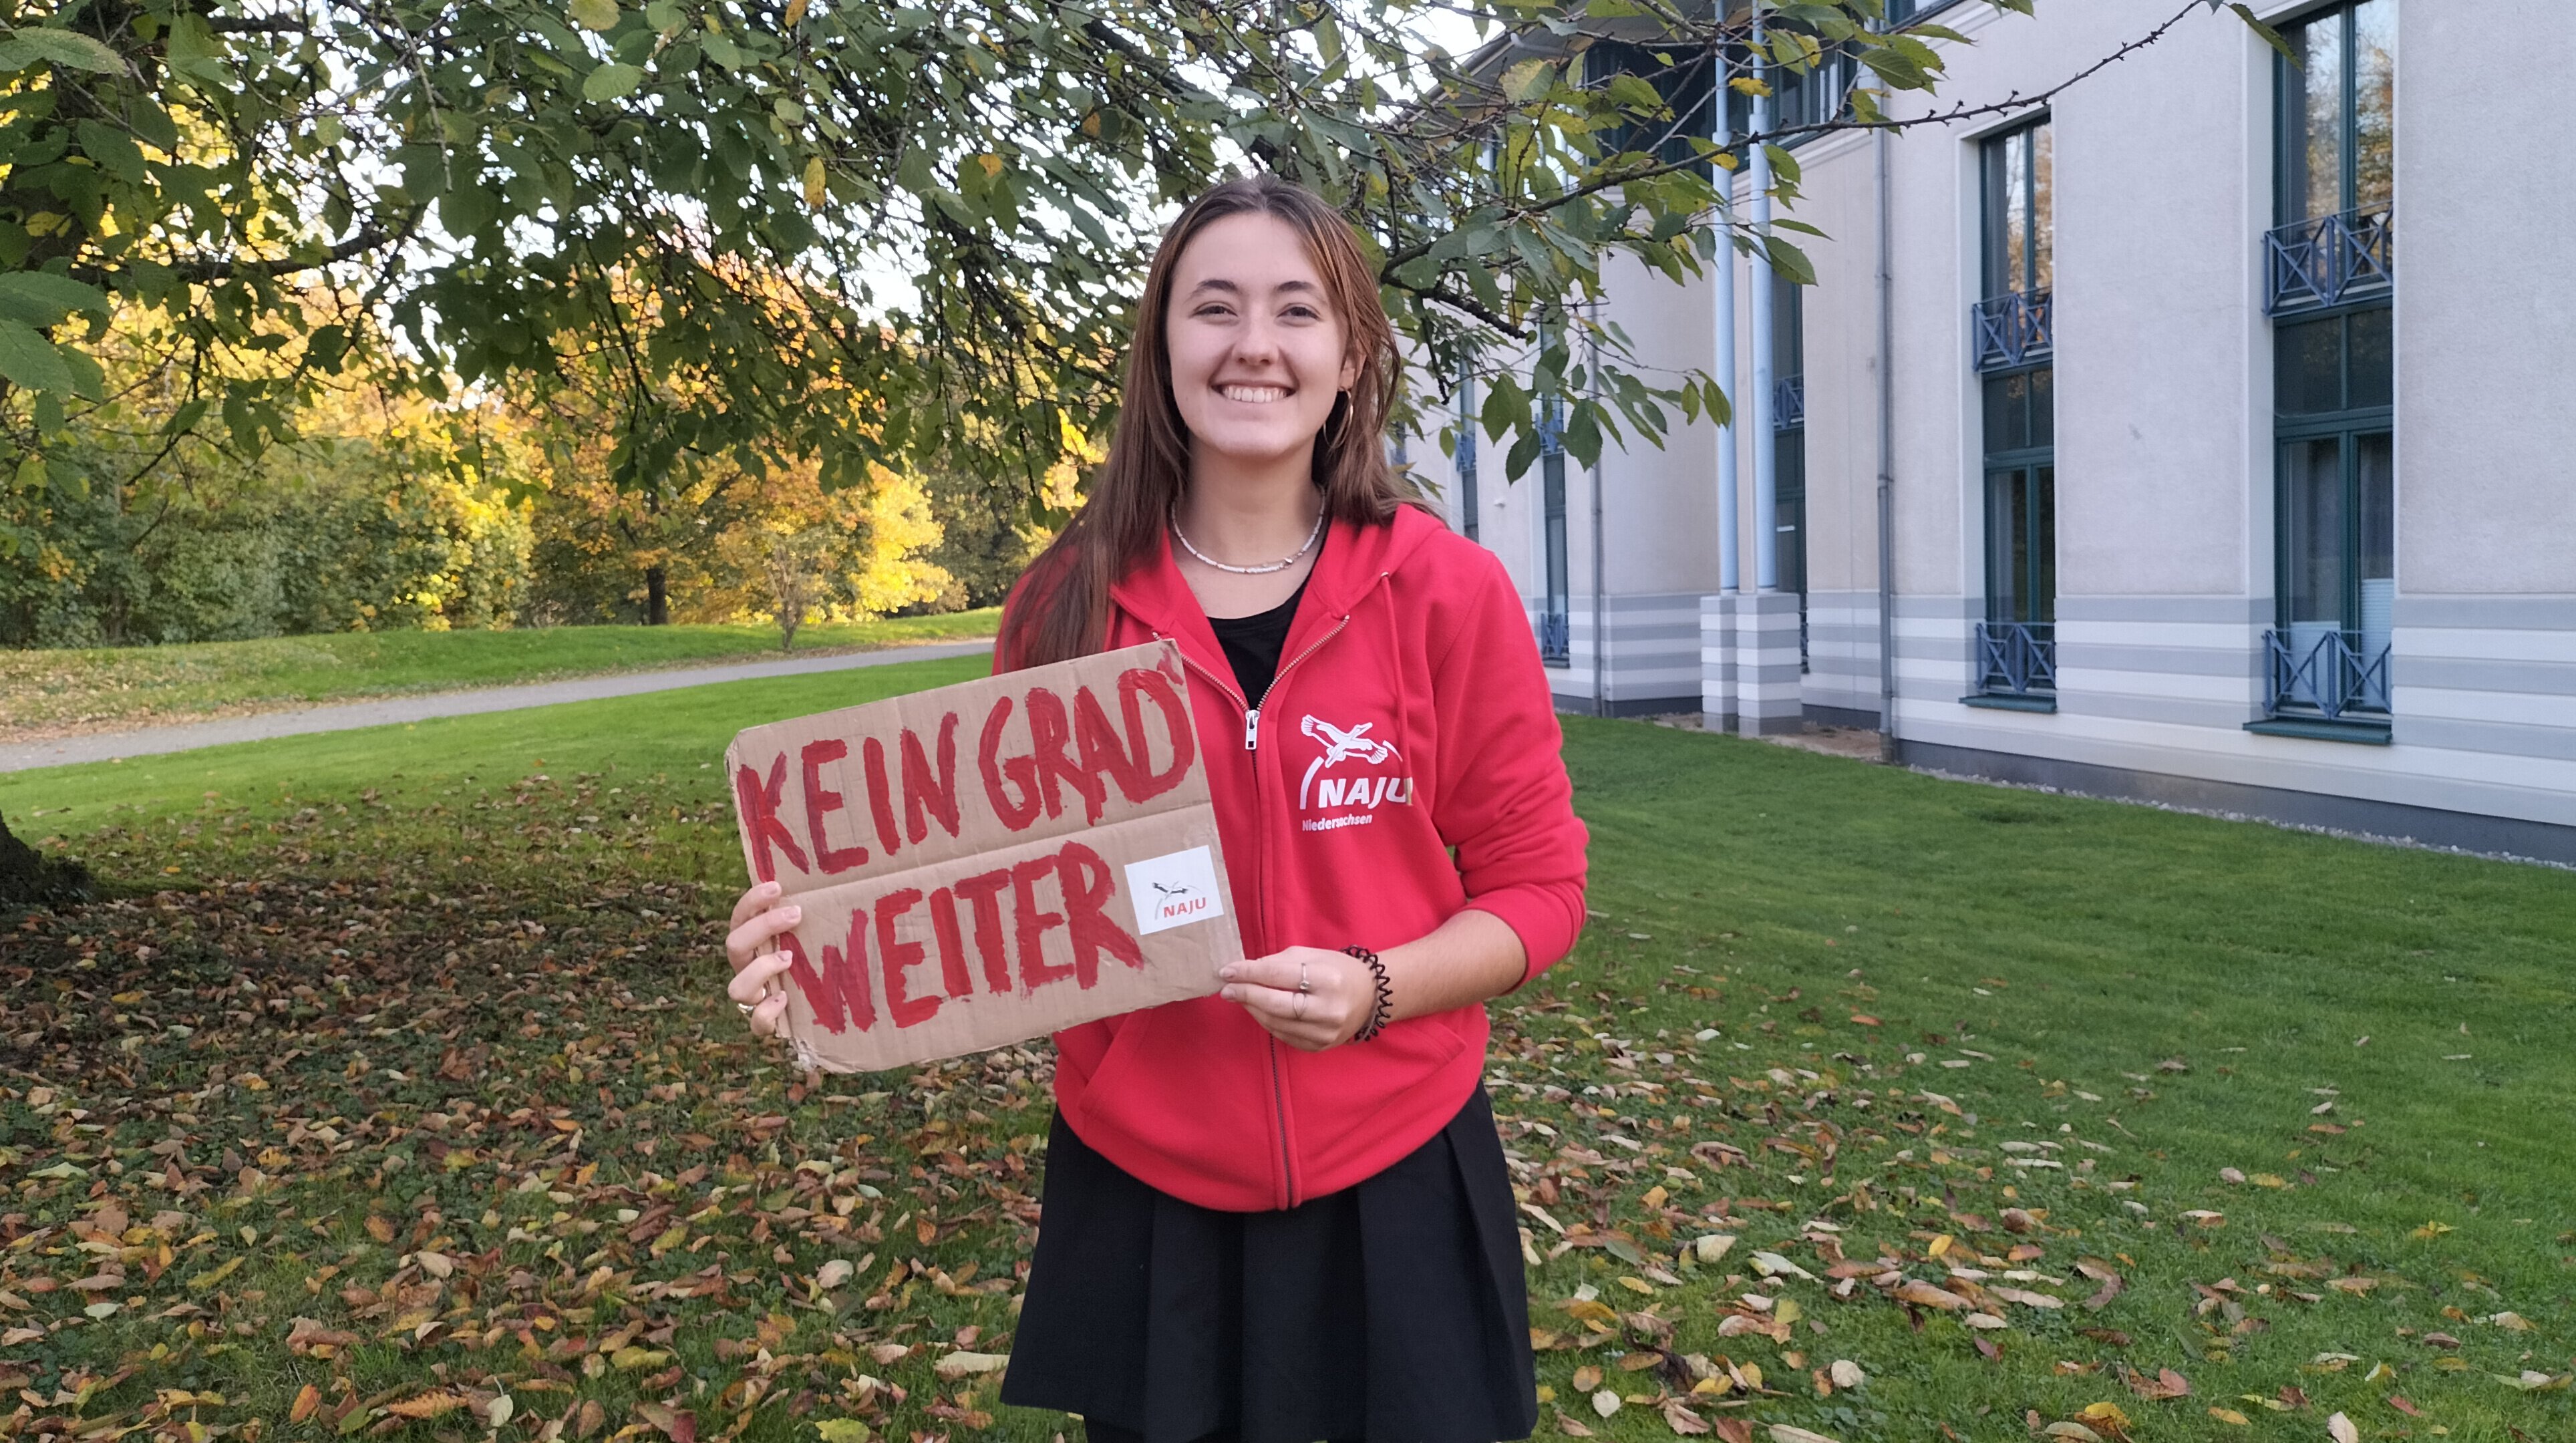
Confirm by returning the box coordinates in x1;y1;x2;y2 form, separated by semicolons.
1295;991;1309;1022
1298;959;1311;995
736;1001;756;1016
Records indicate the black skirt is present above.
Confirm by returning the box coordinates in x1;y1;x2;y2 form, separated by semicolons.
999;1088;1537;1443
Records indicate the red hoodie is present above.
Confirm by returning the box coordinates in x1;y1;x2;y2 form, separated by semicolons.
1001;504;1589;1212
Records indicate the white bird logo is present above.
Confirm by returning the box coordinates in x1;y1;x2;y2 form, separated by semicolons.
1301;714;1395;767
1297;715;1404;810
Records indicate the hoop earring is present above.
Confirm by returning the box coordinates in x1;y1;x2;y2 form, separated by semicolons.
1323;389;1351;448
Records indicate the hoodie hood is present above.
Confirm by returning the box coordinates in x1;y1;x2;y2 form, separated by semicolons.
1109;504;1446;689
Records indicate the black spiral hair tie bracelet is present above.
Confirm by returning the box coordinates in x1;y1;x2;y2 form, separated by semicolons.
1344;945;1394;1041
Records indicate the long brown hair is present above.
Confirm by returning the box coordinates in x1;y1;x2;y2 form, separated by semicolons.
1000;173;1414;669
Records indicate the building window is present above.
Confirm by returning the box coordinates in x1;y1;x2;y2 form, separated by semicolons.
1537;391;1570;667
1971;118;2052;372
1772;49;1854;138
2267;309;2394;729
2267;0;2394;313
2260;1;2394;737
1584;39;1718;177
1770;271;1808;672
1454;364;1478;543
1970;118;2056;706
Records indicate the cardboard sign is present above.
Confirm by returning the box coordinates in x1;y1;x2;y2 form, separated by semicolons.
723;639;1241;1073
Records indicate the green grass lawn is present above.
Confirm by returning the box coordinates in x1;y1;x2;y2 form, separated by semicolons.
2;676;2572;1443
0;611;999;737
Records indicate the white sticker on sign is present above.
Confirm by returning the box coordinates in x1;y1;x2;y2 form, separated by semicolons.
1125;845;1226;937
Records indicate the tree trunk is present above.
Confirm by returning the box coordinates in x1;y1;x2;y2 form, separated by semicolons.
0;810;93;909
645;565;669;626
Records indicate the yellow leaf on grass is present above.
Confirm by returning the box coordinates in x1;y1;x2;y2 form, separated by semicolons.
2412;1221;2454;1239
611;1346;669;1370
188;1255;244;1292
289;1384;323;1422
2207;1407;2249;1425
933;1351;1009;1381
385;1392;471;1420
1892;1280;1969;1311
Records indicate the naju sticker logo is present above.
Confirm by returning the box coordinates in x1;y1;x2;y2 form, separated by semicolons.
1295;715;1414;830
1124;846;1225;936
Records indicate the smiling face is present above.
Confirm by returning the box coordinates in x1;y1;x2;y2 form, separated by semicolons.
1163;210;1360;474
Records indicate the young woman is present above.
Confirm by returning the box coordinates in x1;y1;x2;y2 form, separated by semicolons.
724;173;1587;1443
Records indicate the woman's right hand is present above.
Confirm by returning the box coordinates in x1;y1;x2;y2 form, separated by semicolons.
724;880;802;1039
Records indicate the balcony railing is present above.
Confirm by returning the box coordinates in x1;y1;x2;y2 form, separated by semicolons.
1537;610;1570;667
1973;620;2056;697
1772;375;1804;431
2263;627;2390;721
1971;289;2053;373
2264;204;2392;315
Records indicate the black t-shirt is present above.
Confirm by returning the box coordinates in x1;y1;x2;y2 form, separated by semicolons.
1207;571;1311;704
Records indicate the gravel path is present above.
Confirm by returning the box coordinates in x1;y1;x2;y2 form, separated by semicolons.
0;639;995;774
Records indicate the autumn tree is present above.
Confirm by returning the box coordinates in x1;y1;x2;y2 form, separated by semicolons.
0;1;2285;506
0;0;2285;868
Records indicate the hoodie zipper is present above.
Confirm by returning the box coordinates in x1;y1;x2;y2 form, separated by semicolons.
1243;617;1350;752
1173;615;1350;1209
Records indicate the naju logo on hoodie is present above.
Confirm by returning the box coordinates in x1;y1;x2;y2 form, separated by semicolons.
1295;714;1414;832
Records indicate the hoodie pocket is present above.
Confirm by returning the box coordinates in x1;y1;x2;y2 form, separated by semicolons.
1302;1011;1472;1184
1070;997;1280;1202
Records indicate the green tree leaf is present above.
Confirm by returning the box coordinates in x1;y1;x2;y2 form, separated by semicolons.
0;319;76;394
1502;58;1555;104
0;272;110;328
581;62;645;101
0;27;128;75
569;0;621;32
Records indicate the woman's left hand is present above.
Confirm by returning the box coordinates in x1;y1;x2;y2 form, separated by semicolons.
1220;947;1375;1052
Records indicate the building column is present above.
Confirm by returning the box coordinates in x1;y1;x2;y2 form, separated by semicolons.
1736;590;1804;735
1702;592;1738;733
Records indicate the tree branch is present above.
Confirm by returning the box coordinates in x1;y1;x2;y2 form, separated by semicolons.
138;219;409;285
206;15;311;34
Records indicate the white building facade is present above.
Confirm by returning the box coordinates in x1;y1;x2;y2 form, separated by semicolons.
1410;0;2576;863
